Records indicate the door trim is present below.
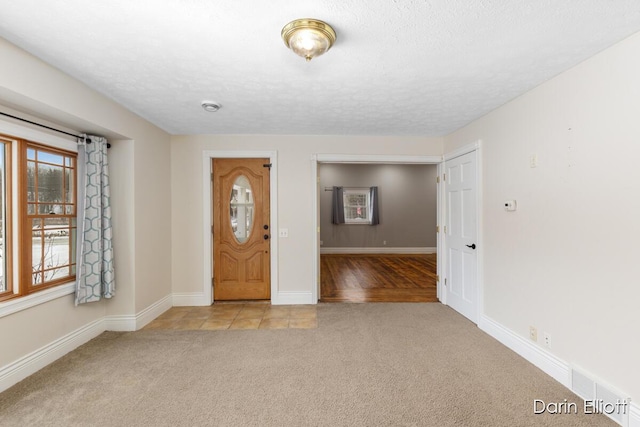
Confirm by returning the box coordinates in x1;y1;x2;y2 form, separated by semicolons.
441;140;483;324
311;154;443;303
203;150;278;305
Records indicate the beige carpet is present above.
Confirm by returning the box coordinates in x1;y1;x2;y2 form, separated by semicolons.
0;303;614;426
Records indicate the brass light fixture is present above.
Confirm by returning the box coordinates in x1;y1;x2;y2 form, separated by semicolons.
281;18;336;62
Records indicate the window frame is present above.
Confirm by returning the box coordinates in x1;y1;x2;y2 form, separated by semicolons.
0;136;13;301
343;188;372;225
21;141;77;294
0;123;78;310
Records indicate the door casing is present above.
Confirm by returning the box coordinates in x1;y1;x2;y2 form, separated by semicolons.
311;154;444;303
203;150;278;305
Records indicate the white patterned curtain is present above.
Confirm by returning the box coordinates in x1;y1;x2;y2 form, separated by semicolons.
75;135;115;305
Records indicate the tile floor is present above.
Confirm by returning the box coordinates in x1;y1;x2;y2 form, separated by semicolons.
144;303;318;330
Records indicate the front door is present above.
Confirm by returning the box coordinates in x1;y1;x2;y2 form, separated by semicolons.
444;151;478;323
213;158;270;300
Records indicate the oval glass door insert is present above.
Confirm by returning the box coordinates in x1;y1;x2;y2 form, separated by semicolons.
229;175;254;243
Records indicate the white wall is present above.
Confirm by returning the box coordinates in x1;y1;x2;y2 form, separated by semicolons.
445;32;640;401
170;135;443;300
0;37;172;371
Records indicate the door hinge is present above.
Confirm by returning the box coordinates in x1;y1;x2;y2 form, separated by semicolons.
443;173;446;182
444;225;447;233
445;278;447;286
211;225;214;234
436;275;440;282
436;225;439;233
436;176;440;183
211;172;214;181
263;163;272;169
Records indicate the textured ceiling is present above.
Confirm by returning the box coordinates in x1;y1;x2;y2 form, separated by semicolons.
1;1;640;136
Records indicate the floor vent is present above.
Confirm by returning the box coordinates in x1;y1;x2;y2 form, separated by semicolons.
571;367;629;426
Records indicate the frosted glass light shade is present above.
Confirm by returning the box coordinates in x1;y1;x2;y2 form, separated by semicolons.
281;19;336;62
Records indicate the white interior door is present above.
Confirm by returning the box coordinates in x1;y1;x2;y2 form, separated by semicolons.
444;150;478;323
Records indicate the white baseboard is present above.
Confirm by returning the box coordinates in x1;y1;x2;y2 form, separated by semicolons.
479;314;638;426
272;291;315;305
103;314;136;331
135;295;172;329
104;295;172;331
0;295;173;393
630;403;640;427
173;292;210;306
478;314;570;388
0;318;105;393
175;290;315;306
321;247;436;254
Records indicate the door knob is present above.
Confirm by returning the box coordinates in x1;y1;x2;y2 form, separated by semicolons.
264;234;270;240
466;244;476;250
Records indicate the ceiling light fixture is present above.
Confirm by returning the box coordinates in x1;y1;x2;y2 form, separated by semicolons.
281;18;336;62
201;101;221;112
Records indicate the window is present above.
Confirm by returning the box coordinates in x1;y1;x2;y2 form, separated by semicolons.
0;138;10;296
25;143;77;291
343;189;371;224
0;135;77;303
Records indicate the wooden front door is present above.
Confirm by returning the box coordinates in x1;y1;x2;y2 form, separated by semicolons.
213;158;270;300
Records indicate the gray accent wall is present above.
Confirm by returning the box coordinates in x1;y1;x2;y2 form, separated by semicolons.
319;164;437;248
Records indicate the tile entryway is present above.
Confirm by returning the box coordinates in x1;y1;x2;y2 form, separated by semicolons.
144;303;317;330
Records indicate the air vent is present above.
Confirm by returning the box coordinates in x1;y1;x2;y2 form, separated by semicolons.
596;383;627;425
571;368;595;400
571;367;630;426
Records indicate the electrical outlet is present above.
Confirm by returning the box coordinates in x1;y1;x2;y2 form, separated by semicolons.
543;332;551;348
278;229;289;238
383;240;387;245
529;326;538;342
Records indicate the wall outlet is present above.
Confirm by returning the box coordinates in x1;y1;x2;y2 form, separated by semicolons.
383;240;387;245
529;326;538;342
543;332;551;348
278;229;289;238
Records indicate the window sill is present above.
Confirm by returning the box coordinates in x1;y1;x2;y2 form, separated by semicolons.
0;282;75;318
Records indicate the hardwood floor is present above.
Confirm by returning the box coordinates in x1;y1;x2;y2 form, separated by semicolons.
320;253;438;303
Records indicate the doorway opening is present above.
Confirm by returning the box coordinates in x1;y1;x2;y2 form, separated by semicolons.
312;155;443;304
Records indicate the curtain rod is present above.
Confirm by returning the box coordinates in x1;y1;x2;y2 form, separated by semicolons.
324;186;373;191
0;111;110;148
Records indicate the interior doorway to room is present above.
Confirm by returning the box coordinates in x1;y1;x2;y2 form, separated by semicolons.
212;158;271;301
317;162;439;303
